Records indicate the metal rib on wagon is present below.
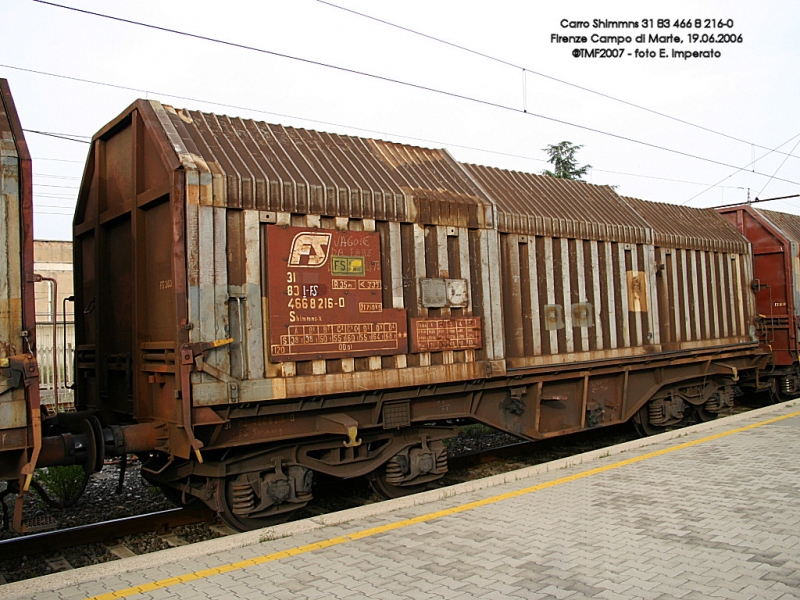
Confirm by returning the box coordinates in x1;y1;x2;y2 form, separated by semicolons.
462;164;656;369
623;197;754;352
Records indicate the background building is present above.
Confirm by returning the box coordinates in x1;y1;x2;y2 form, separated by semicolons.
34;240;74;411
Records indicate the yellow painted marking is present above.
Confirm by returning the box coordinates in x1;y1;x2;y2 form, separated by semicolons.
85;409;800;600
152;577;182;587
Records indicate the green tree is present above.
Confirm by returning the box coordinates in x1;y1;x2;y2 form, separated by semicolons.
542;141;592;180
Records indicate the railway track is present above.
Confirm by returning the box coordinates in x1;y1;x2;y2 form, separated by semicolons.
0;428;632;580
0;398;768;584
447;424;637;473
0;505;214;563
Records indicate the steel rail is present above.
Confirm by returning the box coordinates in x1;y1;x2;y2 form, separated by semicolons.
0;505;212;561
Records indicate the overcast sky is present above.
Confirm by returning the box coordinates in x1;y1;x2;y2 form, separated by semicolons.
3;0;799;241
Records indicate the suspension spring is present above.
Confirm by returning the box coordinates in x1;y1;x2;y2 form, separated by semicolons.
436;449;448;473
231;483;255;515
649;403;665;425
782;378;793;394
704;395;721;413
384;457;406;484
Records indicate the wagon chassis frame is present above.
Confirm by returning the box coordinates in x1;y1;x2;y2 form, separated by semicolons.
189;342;766;450
127;341;765;525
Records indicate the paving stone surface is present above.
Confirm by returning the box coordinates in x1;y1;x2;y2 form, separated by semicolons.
9;405;800;599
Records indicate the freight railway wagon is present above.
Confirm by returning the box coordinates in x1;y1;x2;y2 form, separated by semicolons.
0;94;769;531
0;79;43;531
718;205;800;400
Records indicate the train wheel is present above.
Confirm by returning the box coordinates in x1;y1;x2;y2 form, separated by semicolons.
219;477;305;531
767;389;781;404
369;467;430;500
369;441;448;499
631;404;666;437
159;484;199;508
767;383;790;404
765;368;800;403
694;405;718;423
215;464;314;532
695;388;732;422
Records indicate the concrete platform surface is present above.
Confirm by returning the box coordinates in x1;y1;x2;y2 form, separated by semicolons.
6;400;800;600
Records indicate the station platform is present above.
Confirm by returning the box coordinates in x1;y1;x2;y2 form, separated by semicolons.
8;401;800;600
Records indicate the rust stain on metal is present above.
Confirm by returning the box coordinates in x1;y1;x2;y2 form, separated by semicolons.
410;317;482;352
460;163;651;242
626;271;648;312
159;107;492;226
267;225;408;361
757;208;800;246
623;196;749;253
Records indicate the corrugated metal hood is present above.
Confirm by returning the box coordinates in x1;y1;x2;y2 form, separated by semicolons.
144;101;495;228
461;163;652;244
623;196;750;253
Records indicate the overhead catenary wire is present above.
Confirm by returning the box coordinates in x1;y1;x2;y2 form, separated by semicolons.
596;169;745;189
312;0;799;162
683;131;800;205
757;137;800;198
32;157;84;163
1;63;778;192
714;194;800;209
34;192;78;199
24;129;90;139
25;2;800;186
34;173;81;180
23;128;91;143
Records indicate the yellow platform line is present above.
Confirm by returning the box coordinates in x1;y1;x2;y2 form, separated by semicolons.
87;409;800;600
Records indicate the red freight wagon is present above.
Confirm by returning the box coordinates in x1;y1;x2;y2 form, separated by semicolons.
718;204;800;400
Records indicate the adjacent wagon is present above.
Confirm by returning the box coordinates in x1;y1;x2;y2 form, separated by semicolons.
718;204;800;399
0;79;41;531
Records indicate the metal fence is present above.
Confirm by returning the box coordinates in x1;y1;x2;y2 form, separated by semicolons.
36;320;75;412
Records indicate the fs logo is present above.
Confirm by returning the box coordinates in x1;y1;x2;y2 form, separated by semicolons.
288;232;332;268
